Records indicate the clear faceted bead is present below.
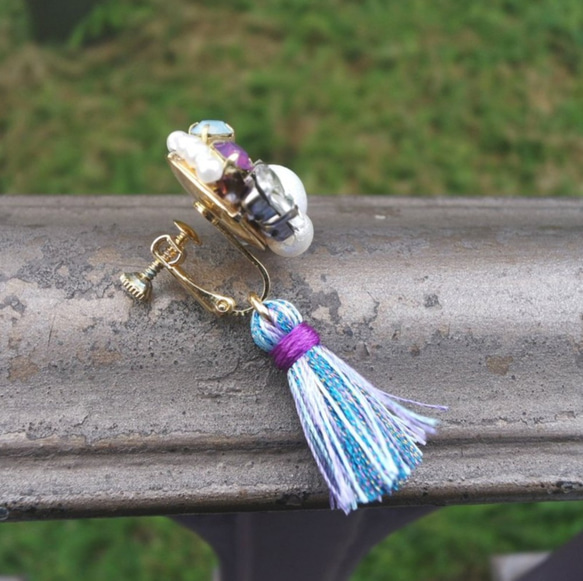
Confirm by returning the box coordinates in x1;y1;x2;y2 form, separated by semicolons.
253;164;295;215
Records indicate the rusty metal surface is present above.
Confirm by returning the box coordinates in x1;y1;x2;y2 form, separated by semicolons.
1;195;583;521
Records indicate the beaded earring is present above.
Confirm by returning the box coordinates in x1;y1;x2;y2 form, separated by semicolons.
120;120;445;513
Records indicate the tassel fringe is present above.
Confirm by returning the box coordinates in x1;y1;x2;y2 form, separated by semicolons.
251;299;445;514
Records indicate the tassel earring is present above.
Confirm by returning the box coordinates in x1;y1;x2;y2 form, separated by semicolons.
120;120;445;513
249;297;444;514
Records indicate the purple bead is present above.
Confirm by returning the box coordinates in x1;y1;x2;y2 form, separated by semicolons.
214;141;253;171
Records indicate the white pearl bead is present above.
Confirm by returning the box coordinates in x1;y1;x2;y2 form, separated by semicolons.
182;138;208;166
166;130;188;153
269;164;308;214
195;154;224;183
167;131;223;182
168;131;207;163
267;213;314;257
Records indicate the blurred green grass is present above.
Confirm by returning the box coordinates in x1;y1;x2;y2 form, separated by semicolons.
2;0;583;195
1;502;583;580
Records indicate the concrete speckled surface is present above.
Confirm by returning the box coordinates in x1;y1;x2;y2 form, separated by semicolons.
1;195;583;520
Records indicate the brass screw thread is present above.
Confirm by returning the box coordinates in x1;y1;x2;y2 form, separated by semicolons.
139;230;189;282
174;231;189;246
140;260;164;281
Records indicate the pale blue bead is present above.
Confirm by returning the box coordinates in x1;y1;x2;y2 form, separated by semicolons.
189;120;234;139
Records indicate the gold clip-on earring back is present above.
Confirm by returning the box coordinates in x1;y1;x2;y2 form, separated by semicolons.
120;219;270;316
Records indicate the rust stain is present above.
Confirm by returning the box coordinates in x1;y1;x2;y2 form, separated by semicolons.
9;356;40;382
76;348;89;364
91;348;122;366
87;246;122;268
486;355;513;376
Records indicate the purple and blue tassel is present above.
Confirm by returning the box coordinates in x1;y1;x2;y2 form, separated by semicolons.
250;299;445;514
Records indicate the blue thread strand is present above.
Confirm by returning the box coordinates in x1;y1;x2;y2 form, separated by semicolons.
250;299;442;513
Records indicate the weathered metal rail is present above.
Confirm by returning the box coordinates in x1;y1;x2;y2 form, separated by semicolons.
1;195;582;521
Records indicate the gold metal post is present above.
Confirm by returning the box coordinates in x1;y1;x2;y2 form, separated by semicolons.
120;221;198;302
248;293;274;323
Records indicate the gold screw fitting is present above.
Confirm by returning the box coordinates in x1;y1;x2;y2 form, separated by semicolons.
120;221;198;302
119;218;270;315
119;262;161;302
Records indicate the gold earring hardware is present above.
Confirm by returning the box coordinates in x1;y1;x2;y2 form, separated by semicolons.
120;220;270;316
248;292;274;323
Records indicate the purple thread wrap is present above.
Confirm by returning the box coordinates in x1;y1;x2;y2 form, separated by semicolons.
271;322;320;371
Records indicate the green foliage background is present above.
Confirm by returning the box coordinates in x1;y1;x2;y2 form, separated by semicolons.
3;0;583;195
2;1;583;579
1;503;583;580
